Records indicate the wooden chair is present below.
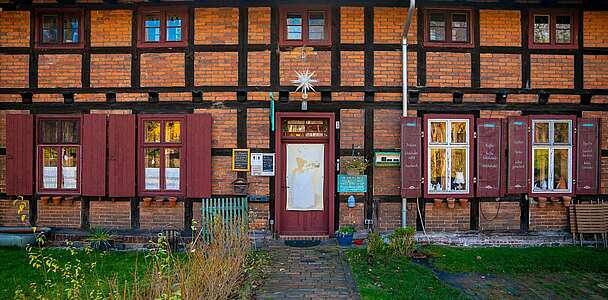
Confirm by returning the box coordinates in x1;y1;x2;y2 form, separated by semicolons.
574;203;607;247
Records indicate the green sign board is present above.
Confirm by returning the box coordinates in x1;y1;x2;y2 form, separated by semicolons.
337;175;368;193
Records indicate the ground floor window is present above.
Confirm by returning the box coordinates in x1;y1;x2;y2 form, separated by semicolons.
531;119;573;193
37;117;81;193
426;118;470;195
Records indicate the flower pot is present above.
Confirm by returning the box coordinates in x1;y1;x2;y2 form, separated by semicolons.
458;198;469;207
537;197;547;208
155;197;165;206
168;197;177;208
447;198;456;209
142;197;152;207
433;199;443;208
550;197;560;205
562;196;572;207
40;196;50;206
336;233;353;247
52;196;62;205
345;169;361;176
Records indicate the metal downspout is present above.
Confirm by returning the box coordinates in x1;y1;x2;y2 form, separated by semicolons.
402;0;415;228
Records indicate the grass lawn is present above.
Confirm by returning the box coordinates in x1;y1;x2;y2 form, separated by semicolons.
346;246;608;300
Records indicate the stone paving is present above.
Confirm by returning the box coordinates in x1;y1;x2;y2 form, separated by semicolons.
256;240;360;299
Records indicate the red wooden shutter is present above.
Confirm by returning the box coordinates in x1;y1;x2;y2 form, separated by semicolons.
507;116;529;194
186;113;212;198
476;118;504;197
400;117;422;198
576;118;600;195
108;115;136;197
6;114;34;195
81;114;107;196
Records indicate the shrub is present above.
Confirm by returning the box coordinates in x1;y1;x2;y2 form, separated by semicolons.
388;227;416;257
366;232;387;260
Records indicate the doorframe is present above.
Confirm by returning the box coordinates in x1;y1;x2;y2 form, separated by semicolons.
274;112;336;236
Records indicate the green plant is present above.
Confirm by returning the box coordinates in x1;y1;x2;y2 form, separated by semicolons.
343;157;370;174
86;228;114;251
388;227;416;257
335;226;355;235
366;232;387;261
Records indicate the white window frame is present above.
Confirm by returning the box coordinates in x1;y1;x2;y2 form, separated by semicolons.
531;120;573;194
426;118;470;195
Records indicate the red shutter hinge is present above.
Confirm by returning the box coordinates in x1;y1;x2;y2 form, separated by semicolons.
473;131;477;139
420;131;424;138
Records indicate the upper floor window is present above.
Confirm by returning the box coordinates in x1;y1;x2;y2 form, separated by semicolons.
35;9;84;48
424;9;474;47
138;7;188;47
531;119;573;194
37;117;81;194
529;10;578;49
280;6;331;46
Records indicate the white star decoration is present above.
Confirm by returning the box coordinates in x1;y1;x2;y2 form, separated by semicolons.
291;69;318;99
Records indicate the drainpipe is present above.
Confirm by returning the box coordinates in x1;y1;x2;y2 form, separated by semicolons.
401;0;415;228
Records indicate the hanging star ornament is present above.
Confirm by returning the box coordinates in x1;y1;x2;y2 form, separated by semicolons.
291;69;318;99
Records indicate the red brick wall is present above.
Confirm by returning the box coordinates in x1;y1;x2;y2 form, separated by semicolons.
373;51;416;87
479;202;521;232
0;199;30;226
333;92;364;102
160;92;191;102
341;7;364;44
480;53;521;88
89;201;131;229
248;51;270;86
90;10;132;47
426;52;471;87
37;200;81;228
247;108;269;148
530;54;574;89
583;11;608;47
340;202;365;230
341;51;364;86
248;176;269;195
194;109;237;148
211;156;237;195
584;55;608;89
0;54;29;88
529;204;568;232
195;8;239;45
374;7;416;44
376;202;417;232
280;51;331;86
249;202;269;231
0;94;21;103
248;7;270;44
90;54;131;87
194;52;238;86
425;202;470;232
373;109;400;148
38;54;82;88
340;109;364;149
140;53;185;87
479;10;521;47
75;93;106;103
140;202;184;231
373;167;400;195
0;11;30;47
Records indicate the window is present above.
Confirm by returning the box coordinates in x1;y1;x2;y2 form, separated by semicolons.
138;7;188;47
424;9;474;47
36;10;84;48
37;117;81;194
426;118;471;195
531;119;573;194
140;117;185;195
280;7;331;46
529;10;577;49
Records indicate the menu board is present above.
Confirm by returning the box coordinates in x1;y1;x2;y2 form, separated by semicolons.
232;149;250;171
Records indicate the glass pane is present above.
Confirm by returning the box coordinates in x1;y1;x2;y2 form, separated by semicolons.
534;15;550;43
144;148;160;190
62;120;79;144
166;15;182;41
282;120;328;137
61;147;77;189
429;148;447;192
553;122;570;144
63;17;79;43
309;12;325;40
165;148;180;190
429;13;446;41
287;14;302;25
42;147;58;189
533;122;549;144
144;121;161;143
452;28;467;42
165;121;181;143
144;15;161;42
42;15;58;43
287;26;301;40
553;149;569;190
309;26;325;40
430;121;446;144
450;121;467;144
166;15;182;27
145;27;160;42
533;148;550;191
556;16;571;43
40;120;60;144
450;148;467;191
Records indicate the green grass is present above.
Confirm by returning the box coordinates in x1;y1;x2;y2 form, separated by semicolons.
344;248;467;300
424;245;608;274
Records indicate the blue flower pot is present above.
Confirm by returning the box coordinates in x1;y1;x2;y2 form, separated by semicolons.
336;233;353;246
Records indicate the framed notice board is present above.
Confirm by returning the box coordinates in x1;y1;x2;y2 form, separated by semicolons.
232;149;250;171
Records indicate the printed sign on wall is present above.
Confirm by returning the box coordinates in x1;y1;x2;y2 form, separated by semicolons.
232;149;251;171
337;174;368;193
251;153;275;176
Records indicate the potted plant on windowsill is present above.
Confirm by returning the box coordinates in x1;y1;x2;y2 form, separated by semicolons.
168;197;177;208
343;157;369;176
335;226;355;247
52;196;62;205
142;197;152;207
433;198;443;208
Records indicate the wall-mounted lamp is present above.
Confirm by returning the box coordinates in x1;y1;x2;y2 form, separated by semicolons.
537;91;550;105
496;90;508;104
452;91;464;104
408;90;420;104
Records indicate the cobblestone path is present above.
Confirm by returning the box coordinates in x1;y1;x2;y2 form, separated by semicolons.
256;241;360;299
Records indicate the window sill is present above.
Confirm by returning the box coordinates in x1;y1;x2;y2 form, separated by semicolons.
528;43;578;50
423;41;474;48
137;41;188;48
35;43;85;50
